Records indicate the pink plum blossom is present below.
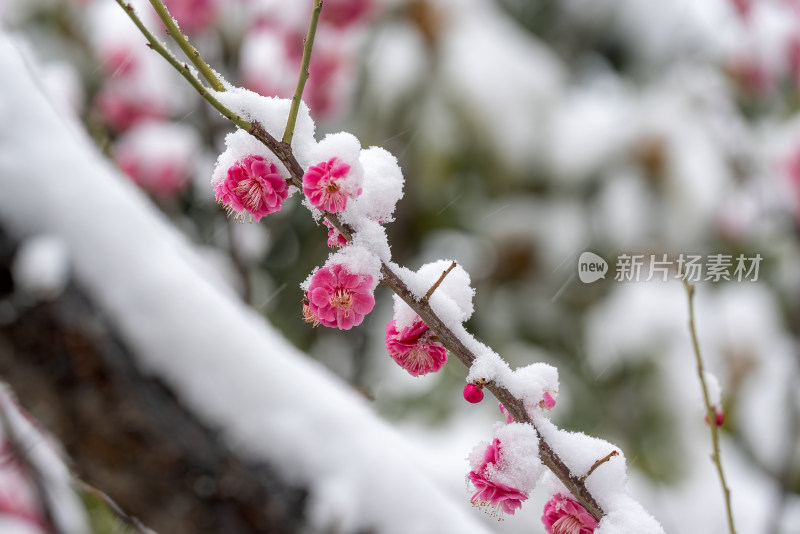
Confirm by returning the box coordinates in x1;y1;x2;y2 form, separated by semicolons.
385;317;447;376
303;157;360;213
468;438;528;516
306;264;375;330
214;155;289;222
542;493;598;534
323;219;348;248
463;384;484;403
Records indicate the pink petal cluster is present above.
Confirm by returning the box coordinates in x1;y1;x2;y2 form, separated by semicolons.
542;493;598;534
323;219;348;248
306;264;375;330
468;438;528;517
541;391;556;410
303;157;360;213
214;155;289;222
385;318;447;376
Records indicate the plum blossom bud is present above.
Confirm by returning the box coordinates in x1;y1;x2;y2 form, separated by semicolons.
463;384;484;404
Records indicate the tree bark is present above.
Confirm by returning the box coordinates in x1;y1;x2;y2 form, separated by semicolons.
0;228;308;534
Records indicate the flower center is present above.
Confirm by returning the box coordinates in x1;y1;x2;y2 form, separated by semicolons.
551;514;583;534
235;178;265;210
330;289;353;312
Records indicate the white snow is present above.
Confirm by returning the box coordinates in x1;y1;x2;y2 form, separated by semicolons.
11;234;70;301
0;34;491;534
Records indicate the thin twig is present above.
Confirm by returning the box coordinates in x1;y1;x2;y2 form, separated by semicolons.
283;0;323;145
79;481;153;533
0;397;62;534
421;261;456;304
147;0;225;91
684;281;737;534
580;450;619;483
114;2;607;521
115;1;250;130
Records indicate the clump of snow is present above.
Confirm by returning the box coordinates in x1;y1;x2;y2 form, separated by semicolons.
533;413;627;511
465;349;512;386
350;218;392;263
595;493;666;534
489;423;543;493
12;235;70;301
391;260;474;330
213;87;317;167
342;147;404;224
504;363;559;414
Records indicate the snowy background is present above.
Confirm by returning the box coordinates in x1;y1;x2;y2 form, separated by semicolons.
1;0;800;532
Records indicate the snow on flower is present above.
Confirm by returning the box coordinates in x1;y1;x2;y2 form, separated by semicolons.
385;317;447;376
303;157;360;213
468;438;528;517
542;493;598;534
214;155;289;222
467;423;541;519
305;263;375;330
323;219;348;248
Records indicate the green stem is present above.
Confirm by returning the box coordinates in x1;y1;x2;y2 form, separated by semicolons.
684;281;737;534
282;0;323;145
115;1;249;130
148;0;225;92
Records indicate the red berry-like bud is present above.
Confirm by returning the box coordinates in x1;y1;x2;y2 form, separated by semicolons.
463;384;484;404
704;408;725;427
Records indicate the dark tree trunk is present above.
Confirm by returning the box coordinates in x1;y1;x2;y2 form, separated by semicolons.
0;228;308;534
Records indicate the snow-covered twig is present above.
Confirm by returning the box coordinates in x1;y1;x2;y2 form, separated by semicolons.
114;0;611;522
683;281;737;534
